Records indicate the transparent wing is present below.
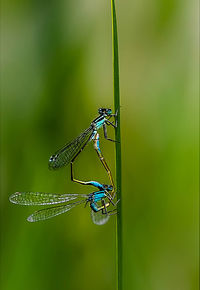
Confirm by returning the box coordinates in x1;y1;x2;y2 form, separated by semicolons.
91;210;110;225
27;201;85;222
9;192;88;205
48;126;93;170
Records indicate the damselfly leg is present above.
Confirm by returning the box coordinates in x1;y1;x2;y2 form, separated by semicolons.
70;132;116;199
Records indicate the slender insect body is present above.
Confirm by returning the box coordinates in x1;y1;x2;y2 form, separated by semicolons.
48;108;117;170
9;183;114;224
88;181;105;190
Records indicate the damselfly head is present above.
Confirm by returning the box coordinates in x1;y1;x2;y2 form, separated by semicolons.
98;108;112;116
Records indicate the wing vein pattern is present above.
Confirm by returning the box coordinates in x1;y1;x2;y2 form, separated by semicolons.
27;201;85;222
48;126;93;169
9;192;88;205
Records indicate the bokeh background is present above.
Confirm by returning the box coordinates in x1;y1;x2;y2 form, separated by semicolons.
1;0;199;290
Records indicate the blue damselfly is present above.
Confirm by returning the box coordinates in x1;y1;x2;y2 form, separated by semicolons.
9;181;117;225
48;108;117;170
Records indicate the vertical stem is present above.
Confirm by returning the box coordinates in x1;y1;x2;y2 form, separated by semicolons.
111;1;122;290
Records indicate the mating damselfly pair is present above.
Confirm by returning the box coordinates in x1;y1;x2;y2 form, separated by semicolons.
9;108;119;225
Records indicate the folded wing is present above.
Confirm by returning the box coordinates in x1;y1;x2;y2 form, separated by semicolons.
48;126;93;170
9;192;88;205
27;201;84;222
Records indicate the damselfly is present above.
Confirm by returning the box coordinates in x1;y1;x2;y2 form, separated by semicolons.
48;108;117;170
9;181;116;225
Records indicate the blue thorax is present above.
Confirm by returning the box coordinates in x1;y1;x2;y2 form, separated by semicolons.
92;115;106;130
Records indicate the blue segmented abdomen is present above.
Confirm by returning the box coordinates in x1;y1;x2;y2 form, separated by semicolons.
89;181;104;190
90;130;97;140
96;138;101;152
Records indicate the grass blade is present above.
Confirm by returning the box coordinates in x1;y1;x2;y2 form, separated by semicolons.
111;1;122;289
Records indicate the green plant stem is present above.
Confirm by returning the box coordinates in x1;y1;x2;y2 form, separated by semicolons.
111;1;122;290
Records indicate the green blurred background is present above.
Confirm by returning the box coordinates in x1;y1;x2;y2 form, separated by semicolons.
1;0;199;290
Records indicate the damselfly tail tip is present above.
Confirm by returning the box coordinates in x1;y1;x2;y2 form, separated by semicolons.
48;155;60;170
27;215;35;223
9;192;20;204
48;156;55;170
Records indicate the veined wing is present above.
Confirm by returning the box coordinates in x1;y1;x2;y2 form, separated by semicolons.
90;200;112;225
27;201;85;222
91;210;110;225
48;126;94;170
9;192;88;205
